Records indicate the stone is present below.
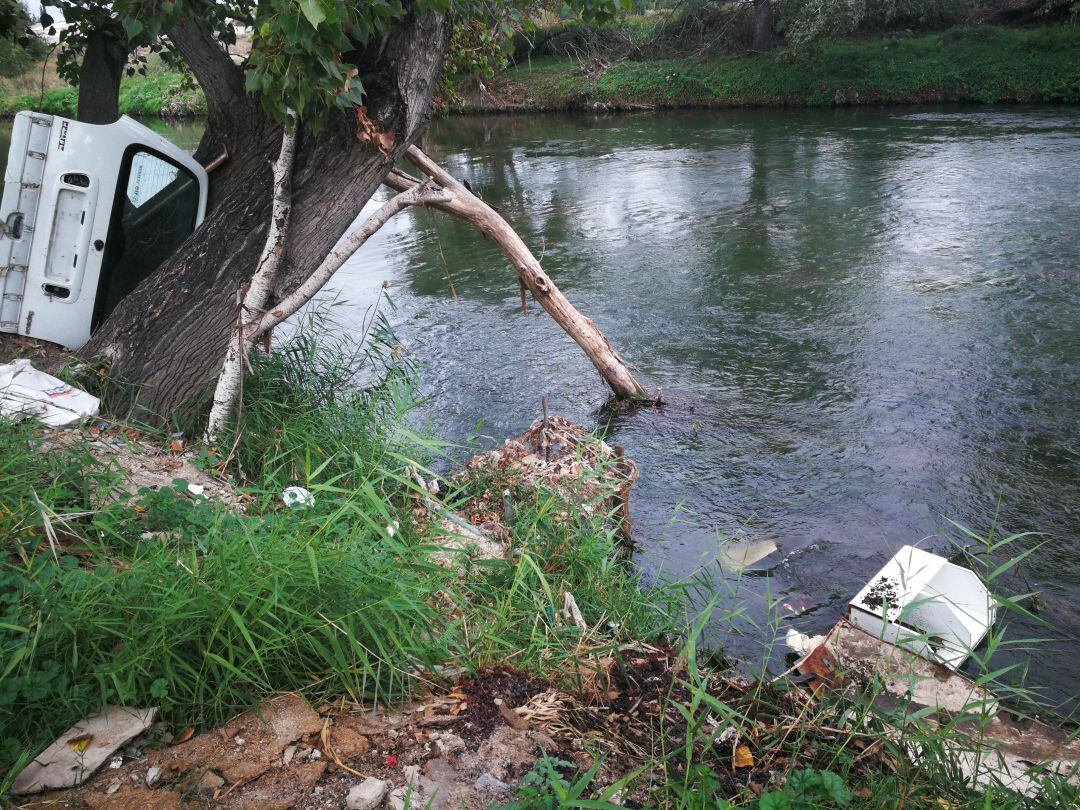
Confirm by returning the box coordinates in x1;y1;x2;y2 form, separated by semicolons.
344;777;391;810
386;787;407;810
197;770;226;791
145;766;163;787
474;773;513;791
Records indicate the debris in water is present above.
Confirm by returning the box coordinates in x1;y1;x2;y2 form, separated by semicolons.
716;537;779;572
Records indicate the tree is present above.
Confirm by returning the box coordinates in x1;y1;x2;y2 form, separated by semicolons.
0;0;46;78
58;0;643;426
752;0;776;51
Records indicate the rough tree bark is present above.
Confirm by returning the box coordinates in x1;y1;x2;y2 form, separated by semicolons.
752;0;776;53
385;148;648;400
76;28;126;124
81;10;453;421
204;112;299;443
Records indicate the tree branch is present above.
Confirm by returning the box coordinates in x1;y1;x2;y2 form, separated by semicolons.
166;13;255;143
205;112;298;443
249;182;452;339
385;147;648;401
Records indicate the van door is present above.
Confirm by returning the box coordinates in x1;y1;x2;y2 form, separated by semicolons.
8;114;207;350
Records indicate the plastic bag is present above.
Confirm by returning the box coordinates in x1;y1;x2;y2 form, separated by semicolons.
0;359;100;427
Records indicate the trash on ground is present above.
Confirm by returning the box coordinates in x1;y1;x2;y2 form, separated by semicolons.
413;415;638;566
847;545;996;669
12;706;157;795
44;426;240;508
281;485;315;508
0;359;99;427
463;415;638;540
562;591;588;630
796;618;1080;798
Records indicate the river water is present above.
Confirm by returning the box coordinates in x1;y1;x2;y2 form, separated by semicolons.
3;107;1078;710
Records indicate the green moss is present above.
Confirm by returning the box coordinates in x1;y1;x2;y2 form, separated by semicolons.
486;25;1080;111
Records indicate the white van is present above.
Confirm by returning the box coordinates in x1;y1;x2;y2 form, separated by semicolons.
0;112;208;349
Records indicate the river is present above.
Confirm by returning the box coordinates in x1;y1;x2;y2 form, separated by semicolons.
3;106;1078;711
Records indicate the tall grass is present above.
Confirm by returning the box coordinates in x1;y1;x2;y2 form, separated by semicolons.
0;322;675;785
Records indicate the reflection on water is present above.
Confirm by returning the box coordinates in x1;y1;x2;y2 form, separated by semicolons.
2;107;1077;709
322;107;1080;710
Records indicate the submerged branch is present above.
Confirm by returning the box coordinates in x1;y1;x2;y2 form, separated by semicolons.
385;147;648;400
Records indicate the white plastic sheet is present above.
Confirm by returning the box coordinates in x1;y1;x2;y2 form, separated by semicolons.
0;359;99;427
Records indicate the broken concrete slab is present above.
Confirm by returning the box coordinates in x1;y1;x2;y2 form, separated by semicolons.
12;706;157;795
797;620;1080;798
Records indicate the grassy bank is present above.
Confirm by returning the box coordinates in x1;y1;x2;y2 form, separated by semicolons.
461;26;1080;112
0;62;205;119
1;326;1074;806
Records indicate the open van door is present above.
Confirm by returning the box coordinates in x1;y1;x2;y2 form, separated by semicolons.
0;113;207;350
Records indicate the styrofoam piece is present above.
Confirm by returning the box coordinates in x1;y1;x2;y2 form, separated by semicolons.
0;359;99;427
847;545;997;669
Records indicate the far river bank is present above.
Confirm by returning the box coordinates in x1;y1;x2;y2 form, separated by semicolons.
2;25;1078;120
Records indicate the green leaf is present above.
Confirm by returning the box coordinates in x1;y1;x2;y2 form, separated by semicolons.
298;0;327;29
759;793;791;810
819;770;851;806
122;17;143;40
150;677;168;699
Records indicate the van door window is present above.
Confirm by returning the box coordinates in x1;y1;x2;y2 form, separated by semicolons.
94;148;200;327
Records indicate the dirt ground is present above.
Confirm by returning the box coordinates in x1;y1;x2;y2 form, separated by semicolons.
15;641;803;809
0;334;70;371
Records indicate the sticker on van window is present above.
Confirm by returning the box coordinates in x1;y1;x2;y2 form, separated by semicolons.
127;153;180;208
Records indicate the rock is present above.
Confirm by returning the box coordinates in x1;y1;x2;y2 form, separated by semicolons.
197;770;226;791
386;787;406;810
146;767;163;787
12;706;158;795
474;772;513;791
344;777;391;810
430;732;465;758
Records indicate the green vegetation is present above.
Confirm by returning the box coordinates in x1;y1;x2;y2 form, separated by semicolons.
1;320;1074;806
470;25;1080;111
0;64;205;118
0;324;676;784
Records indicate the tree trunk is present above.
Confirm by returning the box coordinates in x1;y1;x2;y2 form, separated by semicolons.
77;27;126;124
81;10;453;422
752;0;776;53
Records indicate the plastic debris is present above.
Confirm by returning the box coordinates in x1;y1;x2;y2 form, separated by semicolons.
716;537;779;572
562;592;587;630
785;628;826;656
12;706;157;795
282;486;315;508
0;359;99;427
848;545;996;669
